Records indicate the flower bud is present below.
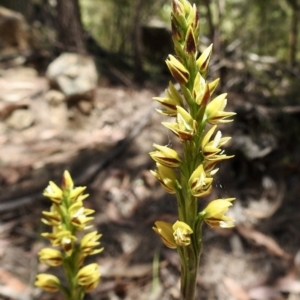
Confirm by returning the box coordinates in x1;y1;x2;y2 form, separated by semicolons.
184;26;197;55
166;55;190;84
62;170;74;190
196;44;213;77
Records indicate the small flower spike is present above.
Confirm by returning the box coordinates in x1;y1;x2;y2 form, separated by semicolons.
36;171;103;299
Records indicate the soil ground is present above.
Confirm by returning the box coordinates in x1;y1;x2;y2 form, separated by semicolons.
0;67;299;300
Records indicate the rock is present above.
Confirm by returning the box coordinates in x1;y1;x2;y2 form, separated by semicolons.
46;53;98;102
45;89;65;106
0;6;31;58
6;109;34;130
78;100;93;115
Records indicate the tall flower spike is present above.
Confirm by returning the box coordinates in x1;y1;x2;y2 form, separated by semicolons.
150;1;235;299
37;171;103;299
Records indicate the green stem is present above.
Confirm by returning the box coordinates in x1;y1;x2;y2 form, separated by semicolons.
180;219;203;300
180;243;200;300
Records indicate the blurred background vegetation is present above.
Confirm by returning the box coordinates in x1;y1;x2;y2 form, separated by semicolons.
1;0;299;162
1;0;300;85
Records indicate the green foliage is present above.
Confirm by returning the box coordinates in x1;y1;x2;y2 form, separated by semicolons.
79;0;298;63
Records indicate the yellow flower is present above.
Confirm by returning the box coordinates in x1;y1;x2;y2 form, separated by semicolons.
41;232;58;245
201;125;232;161
80;231;104;257
188;164;213;197
153;220;193;248
153;81;183;116
163;106;197;141
43;181;63;204
149;143;182;168
41;204;61;227
206;93;236;125
193;72;210;106
202;198;235;228
35;274;61;292
70;187;87;202
172;221;193;246
38;248;63;267
150;163;179;194
52;230;77;256
153;221;177;249
76;263;100;292
69;201;95;230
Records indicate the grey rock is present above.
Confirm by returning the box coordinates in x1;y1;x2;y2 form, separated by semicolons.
6;109;34;130
46;53;98;101
45;89;65;106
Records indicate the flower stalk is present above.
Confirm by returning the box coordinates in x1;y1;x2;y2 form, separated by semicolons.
35;171;103;300
150;1;236;299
